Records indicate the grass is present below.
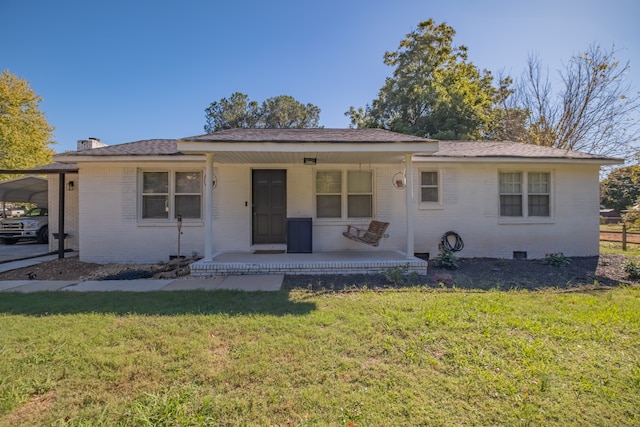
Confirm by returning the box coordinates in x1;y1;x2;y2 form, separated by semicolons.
599;225;640;257
600;241;640;257
1;287;639;426
601;224;640;233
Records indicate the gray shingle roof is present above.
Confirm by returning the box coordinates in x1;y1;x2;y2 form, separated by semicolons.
184;128;434;143
53;129;621;163
59;139;179;157
424;140;618;161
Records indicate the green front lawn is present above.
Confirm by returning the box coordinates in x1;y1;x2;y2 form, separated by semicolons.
601;241;640;257
1;288;639;426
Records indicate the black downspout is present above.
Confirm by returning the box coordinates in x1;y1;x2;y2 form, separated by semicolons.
58;172;65;259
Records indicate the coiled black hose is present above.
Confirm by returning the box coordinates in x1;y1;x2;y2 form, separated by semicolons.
441;231;464;252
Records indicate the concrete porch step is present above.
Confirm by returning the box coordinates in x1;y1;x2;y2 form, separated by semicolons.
190;250;428;276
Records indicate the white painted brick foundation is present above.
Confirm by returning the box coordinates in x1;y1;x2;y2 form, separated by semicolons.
190;250;428;276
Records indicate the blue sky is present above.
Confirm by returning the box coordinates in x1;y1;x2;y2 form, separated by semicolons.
1;0;638;153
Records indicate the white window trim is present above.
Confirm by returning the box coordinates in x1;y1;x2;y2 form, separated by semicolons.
138;168;204;225
418;169;444;210
314;168;376;222
498;169;555;224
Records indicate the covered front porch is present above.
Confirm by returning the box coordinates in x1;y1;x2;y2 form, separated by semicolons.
190;249;428;276
177;129;440;263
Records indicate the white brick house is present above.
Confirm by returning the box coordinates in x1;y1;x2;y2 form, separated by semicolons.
50;128;621;272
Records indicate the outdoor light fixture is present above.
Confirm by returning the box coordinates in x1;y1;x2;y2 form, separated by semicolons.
392;172;406;189
67;181;75;191
303;157;317;165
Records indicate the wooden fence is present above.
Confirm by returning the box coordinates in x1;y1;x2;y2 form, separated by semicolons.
600;224;640;250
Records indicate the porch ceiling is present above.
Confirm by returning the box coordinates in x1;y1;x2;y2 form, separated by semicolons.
177;139;439;165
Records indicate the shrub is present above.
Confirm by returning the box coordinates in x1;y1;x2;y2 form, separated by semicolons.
622;259;640;279
432;248;459;270
383;263;417;286
544;252;571;267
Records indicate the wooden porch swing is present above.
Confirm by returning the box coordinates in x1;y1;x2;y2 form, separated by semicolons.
342;220;389;247
340;165;389;247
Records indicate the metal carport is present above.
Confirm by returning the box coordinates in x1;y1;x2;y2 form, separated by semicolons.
0;163;78;258
0;175;49;208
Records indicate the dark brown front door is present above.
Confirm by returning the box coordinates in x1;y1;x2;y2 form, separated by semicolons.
252;169;286;244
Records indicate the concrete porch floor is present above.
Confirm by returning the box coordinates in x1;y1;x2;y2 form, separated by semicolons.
190;249;428;276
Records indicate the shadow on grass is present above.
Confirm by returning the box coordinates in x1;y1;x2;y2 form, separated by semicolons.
0;290;316;317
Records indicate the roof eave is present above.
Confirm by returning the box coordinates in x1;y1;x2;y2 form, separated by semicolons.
53;154;203;163
415;156;624;165
0;167;79;174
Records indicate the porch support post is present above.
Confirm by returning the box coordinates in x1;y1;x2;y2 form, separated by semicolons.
204;153;214;260
405;153;414;258
58;172;66;259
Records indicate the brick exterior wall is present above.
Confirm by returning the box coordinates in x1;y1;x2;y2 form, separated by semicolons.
62;160;602;264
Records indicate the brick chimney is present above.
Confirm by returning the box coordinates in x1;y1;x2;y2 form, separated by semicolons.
77;137;108;151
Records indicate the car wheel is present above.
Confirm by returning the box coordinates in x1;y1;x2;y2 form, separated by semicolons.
1;238;18;245
37;226;49;244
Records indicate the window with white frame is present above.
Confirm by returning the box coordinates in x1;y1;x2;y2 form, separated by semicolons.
316;170;373;219
316;171;342;218
499;171;550;217
141;170;202;220
527;172;550;216
420;171;439;203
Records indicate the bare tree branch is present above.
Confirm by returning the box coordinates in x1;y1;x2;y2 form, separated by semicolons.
512;45;640;159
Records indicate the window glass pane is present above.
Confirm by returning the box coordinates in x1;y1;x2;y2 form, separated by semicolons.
316;195;341;218
348;195;372;218
421;187;439;202
316;171;341;193
347;171;372;193
421;171;439;202
528;195;550;216
499;172;521;193
500;195;522;216
143;195;168;219
528;173;549;193
143;172;168;193
176;195;201;218
176;172;202;193
421;171;438;186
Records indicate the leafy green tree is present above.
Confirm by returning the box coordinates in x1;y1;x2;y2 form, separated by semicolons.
204;93;321;132
0;70;54;180
485;74;530;142
204;92;261;132
346;19;497;140
600;165;640;212
512;45;640;158
260;95;320;128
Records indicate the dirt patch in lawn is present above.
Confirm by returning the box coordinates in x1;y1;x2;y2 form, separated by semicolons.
0;257;195;281
5;391;56;426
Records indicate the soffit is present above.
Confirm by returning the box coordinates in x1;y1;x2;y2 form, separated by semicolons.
210;151;419;165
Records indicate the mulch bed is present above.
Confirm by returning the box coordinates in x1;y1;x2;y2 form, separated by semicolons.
283;254;638;291
0;253;637;291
